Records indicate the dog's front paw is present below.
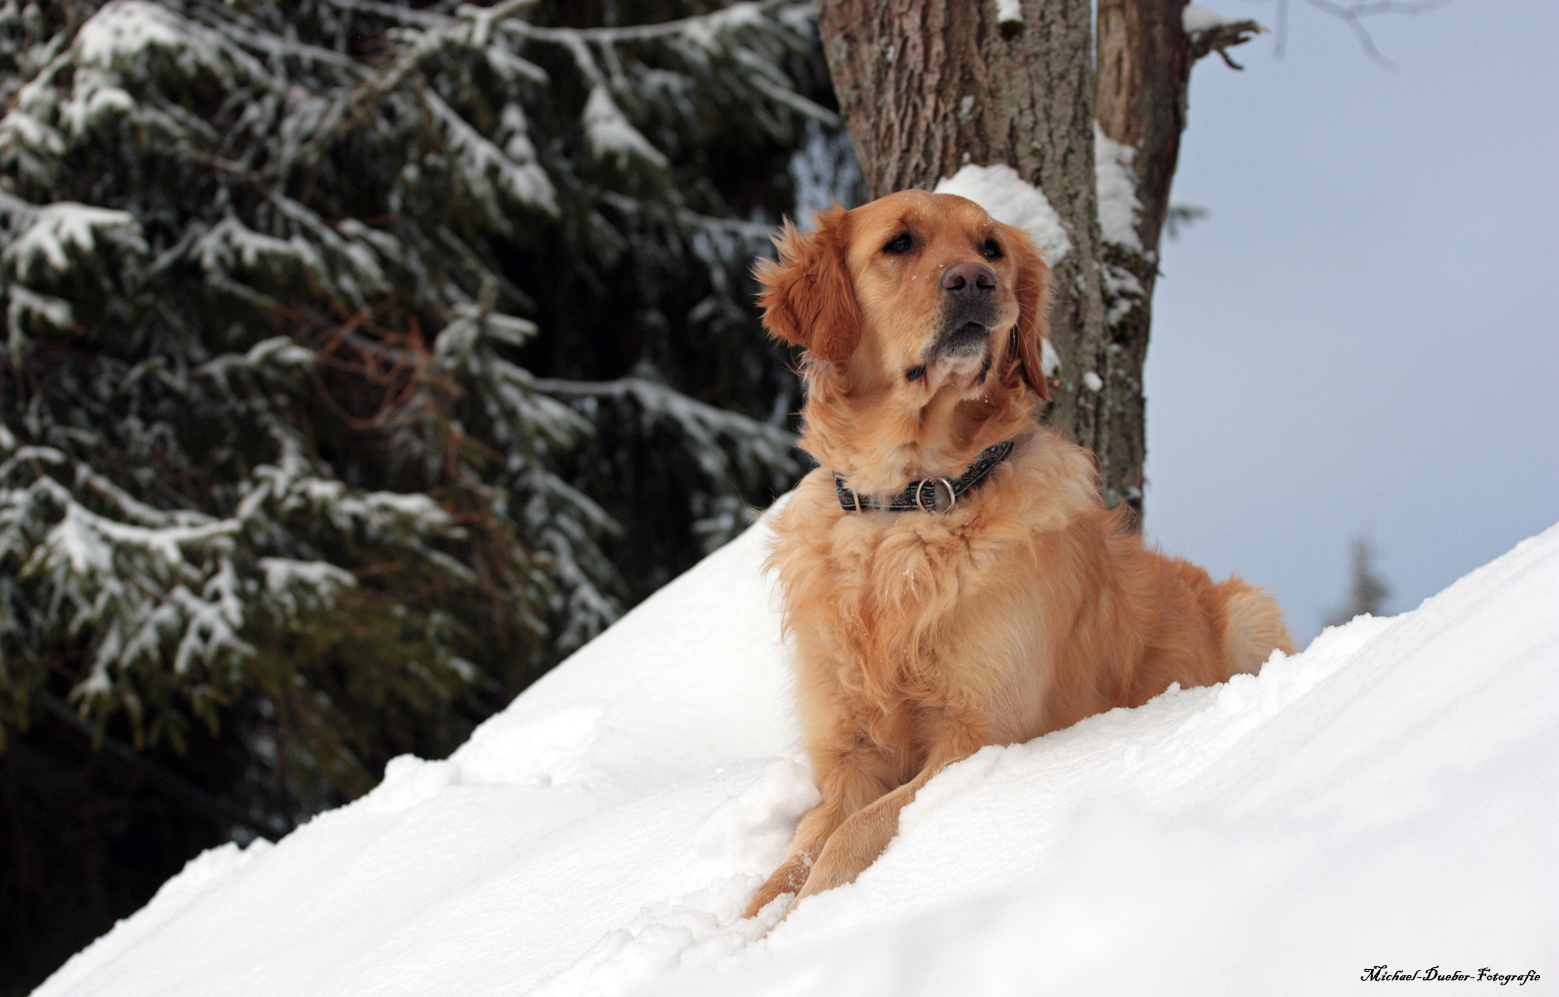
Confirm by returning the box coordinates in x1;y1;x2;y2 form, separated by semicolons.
743;853;812;920
742;887;797;925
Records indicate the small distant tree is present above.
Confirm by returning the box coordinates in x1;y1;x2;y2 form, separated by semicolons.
1324;535;1393;627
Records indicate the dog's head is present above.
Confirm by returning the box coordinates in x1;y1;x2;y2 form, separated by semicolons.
755;190;1051;403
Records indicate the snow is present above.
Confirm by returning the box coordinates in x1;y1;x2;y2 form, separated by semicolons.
193;216;327;289
59;76;135;137
583;86;670;172
32;501;238;577
1182;5;1249;35
0;109;66;157
994;0;1023;29
71;0;258;86
1102;261;1145;325
240;336;317;370
428;90;559;217
32;511;1559;997
6;285;76;331
1;202;145;281
682;1;767;51
73;1;189;67
1093;122;1143;251
1040;337;1061;377
934;128;1147;263
255;555;332;594
934;163;1072;265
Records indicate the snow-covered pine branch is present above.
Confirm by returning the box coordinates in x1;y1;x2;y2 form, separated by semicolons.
0;0;834;859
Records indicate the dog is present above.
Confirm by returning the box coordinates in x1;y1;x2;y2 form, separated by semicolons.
742;190;1293;921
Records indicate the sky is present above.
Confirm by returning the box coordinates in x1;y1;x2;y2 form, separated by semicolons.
1141;0;1559;641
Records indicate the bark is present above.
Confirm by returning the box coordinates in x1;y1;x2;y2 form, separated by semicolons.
817;0;1260;522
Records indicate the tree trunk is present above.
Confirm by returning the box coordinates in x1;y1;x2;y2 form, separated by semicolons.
818;0;1259;522
1092;0;1192;519
1097;0;1192;274
1094;0;1258;518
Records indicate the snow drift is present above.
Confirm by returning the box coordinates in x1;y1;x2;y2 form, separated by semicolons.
35;515;1558;997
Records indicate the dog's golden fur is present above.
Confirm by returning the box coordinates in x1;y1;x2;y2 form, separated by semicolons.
742;190;1293;920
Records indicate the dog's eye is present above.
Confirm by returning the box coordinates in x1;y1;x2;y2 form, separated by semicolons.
982;239;1003;260
884;232;913;255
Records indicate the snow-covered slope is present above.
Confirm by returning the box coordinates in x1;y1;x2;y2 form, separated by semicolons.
36;516;1559;997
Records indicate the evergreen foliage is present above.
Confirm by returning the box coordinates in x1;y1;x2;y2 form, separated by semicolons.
0;1;846;986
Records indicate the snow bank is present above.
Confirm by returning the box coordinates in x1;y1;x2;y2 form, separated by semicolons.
35;516;1558;997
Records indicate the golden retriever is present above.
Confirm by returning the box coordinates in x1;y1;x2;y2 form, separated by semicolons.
743;190;1293;921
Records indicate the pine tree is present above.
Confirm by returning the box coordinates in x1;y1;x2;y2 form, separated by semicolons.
0;1;842;986
1324;535;1392;628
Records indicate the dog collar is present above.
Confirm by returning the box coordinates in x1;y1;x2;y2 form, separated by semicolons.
834;439;1015;514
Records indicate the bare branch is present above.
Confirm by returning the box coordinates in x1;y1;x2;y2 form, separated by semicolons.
1275;0;1454;69
1164;204;1210;241
1188;18;1270;70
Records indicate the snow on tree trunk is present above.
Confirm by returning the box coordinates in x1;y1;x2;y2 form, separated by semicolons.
1095;0;1264;518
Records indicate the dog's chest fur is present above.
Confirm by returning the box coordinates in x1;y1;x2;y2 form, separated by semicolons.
770;468;1033;705
766;431;1101;746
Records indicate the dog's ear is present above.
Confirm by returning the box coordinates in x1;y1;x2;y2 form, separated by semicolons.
1002;222;1052;400
754;206;860;364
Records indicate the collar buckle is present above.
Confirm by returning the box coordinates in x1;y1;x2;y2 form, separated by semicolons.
836;439;1013;515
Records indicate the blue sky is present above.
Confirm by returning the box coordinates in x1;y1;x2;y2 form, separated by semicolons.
1142;0;1559;640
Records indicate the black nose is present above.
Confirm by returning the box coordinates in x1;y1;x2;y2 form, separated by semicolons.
942;261;997;297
